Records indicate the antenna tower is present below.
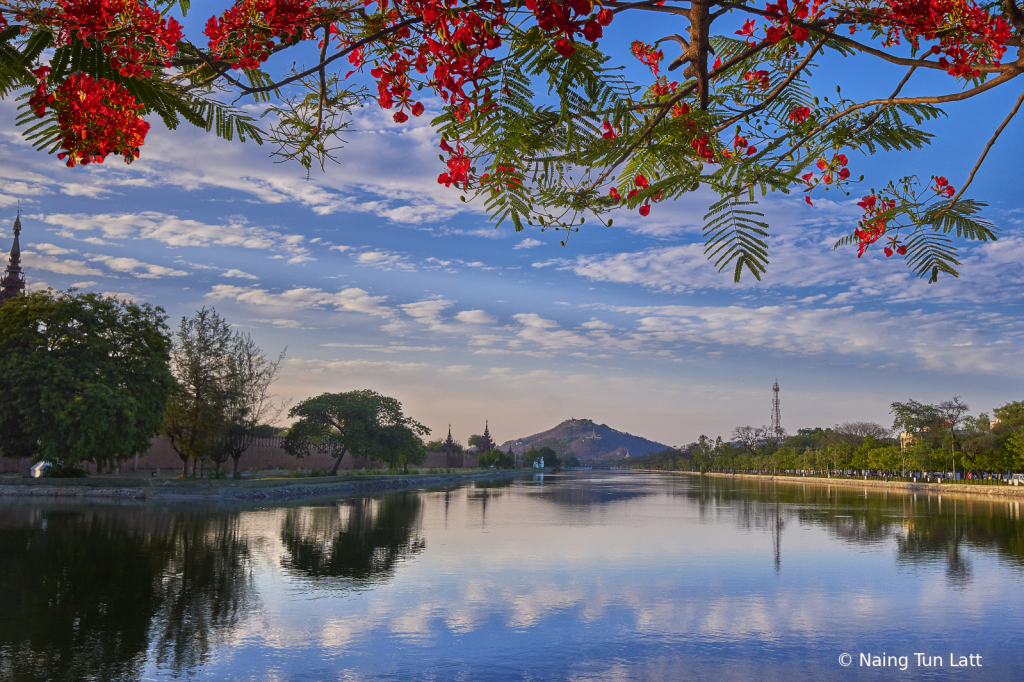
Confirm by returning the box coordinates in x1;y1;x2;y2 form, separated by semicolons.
770;379;782;442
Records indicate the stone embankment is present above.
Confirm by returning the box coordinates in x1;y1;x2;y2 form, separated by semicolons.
0;469;526;503
675;470;1024;500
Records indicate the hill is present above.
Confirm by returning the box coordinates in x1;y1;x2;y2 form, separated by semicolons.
500;418;670;462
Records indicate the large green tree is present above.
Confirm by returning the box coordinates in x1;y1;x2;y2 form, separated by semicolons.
0;289;173;471
283;390;429;475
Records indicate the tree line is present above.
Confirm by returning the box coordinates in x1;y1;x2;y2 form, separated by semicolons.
625;397;1024;479
0;290;434;478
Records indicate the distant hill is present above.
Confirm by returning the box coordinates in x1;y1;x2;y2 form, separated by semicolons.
500;418;669;461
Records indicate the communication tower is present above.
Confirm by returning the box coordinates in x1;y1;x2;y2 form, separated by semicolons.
770;379;782;443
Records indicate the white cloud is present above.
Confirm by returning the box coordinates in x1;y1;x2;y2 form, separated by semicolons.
30;243;77;256
400;298;453;330
22;251;105;277
222;269;258;280
455;310;497;325
514;238;544;250
38;212;314;263
354;249;416;271
207;284;393;317
88;255;189;279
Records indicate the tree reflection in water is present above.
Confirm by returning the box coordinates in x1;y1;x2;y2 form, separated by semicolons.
680;475;1024;587
0;504;255;682
150;512;255;675
280;492;425;583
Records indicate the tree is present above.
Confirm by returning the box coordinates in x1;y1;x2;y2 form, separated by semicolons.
937;396;970;475
890;399;943;441
478;448;515;468
834;421;892;441
0;289;174;471
525;446;558;467
0;0;1013;282
282;390;429;475
467;434;484;448
373;423;428;472
217;334;288;475
161;308;236;477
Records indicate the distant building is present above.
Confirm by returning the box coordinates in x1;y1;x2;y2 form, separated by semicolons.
899;431;915;450
0;212;25;306
475;421;495;452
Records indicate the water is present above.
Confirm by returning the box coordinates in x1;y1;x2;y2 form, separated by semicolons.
2;472;1023;681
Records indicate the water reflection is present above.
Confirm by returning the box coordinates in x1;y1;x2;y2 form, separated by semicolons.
0;507;158;682
0;505;254;681
280;492;425;583
151;513;255;674
2;474;1024;681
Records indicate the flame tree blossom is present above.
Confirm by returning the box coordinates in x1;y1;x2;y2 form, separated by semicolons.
0;0;1018;281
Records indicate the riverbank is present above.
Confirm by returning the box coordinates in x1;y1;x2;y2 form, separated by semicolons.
663;470;1024;500
0;468;531;502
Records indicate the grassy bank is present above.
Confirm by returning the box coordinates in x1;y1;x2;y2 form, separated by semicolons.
661;470;1024;500
0;468;532;502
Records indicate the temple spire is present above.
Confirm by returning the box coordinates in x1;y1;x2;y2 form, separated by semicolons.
0;210;25;306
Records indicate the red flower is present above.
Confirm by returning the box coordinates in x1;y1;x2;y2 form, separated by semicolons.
884;246;894;257
553;38;576;57
582;19;602;42
639;204;651;216
635;174;649;189
596;8;614;26
839;168;850;179
411;102;425;116
609;187;621;200
896;245;908;255
805;196;813;206
788;106;811;122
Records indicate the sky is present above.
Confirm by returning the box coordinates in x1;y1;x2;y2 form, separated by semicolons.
0;8;1022;448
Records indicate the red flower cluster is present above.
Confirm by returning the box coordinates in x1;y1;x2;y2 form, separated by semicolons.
649;77;679;99
631;41;663;75
691;134;717;163
29;68;150;167
26;0;181;79
437;138;472;188
409;0;506;122
854;193;897;257
763;0;816;44
743;69;770;90
866;0;1011;78
722;135;756;158
601;120;619;138
526;0;612;57
608;173;663;216
788;106;811;122
933;175;955;197
206;0;318;70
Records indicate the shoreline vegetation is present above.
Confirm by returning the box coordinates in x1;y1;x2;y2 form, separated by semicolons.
0;468;533;502
655;470;1024;500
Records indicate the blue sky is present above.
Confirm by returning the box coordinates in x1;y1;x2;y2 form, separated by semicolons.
1;10;1022;447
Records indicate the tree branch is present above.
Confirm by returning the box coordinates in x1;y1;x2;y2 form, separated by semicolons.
944;87;1024;207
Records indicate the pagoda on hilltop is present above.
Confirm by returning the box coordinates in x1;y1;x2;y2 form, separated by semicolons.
0;212;25;306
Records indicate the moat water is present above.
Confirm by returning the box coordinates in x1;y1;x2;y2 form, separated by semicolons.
2;472;1023;681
